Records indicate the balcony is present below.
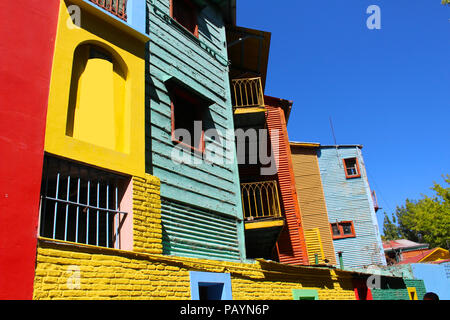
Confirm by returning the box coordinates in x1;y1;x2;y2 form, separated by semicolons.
240;181;285;259
231;77;266;113
372;190;381;212
241;180;282;220
231;77;267;129
90;0;127;21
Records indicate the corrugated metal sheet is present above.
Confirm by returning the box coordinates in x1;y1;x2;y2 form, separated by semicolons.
147;1;247;260
265;106;308;265
290;146;336;265
304;228;325;262
161;199;242;261
317;147;386;268
148;0;242;217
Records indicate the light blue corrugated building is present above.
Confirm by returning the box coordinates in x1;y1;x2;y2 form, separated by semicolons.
317;145;386;268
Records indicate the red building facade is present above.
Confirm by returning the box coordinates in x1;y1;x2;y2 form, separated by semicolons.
0;1;61;299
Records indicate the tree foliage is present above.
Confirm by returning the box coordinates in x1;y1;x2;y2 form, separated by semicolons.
382;175;450;249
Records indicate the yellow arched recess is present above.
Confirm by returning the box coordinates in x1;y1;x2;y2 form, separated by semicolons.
66;44;128;153
45;0;147;178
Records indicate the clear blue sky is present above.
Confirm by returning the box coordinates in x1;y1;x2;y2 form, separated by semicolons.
237;1;450;232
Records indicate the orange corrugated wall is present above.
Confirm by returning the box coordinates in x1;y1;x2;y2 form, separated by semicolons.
265;106;309;265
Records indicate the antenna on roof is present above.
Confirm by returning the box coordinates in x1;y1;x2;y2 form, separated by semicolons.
330;117;341;164
329;117;338;146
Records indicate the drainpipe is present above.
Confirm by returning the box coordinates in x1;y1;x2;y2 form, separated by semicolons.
338;252;344;270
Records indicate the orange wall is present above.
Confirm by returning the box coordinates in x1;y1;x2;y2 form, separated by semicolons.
265;102;308;265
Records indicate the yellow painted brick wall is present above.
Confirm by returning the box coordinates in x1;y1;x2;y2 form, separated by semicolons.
132;175;163;255
33;172;356;300
33;240;356;300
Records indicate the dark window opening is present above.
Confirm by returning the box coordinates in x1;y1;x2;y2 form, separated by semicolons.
342;223;353;235
331;224;340;237
298;296;316;301
343;157;361;179
171;0;199;37
331;221;356;239
170;86;207;152
198;283;224;301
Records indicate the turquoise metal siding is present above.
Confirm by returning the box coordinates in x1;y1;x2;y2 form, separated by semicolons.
147;0;246;261
317;146;386;268
161;199;242;261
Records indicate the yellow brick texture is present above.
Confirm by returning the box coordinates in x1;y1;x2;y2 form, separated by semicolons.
33;240;356;300
132;175;163;254
33;173;355;300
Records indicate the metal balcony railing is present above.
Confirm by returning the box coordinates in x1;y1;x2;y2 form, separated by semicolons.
372;190;380;212
231;77;265;110
241;181;282;220
90;0;128;21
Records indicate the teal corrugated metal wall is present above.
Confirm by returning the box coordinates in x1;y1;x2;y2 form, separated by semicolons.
161;199;242;261
146;0;246;261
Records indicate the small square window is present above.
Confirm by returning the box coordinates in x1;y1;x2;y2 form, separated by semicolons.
331;221;356;240
292;289;319;300
199;283;225;300
171;0;199;37
341;223;353;235
190;272;233;300
331;224;340;237
343;157;361;179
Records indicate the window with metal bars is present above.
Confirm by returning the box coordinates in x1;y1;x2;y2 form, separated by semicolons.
39;156;130;249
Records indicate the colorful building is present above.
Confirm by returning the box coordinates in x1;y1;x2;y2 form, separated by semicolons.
290;142;337;266
0;0;429;301
317;145;386;269
384;239;430;265
0;0;61;300
410;261;450;300
147;0;246;262
227;24;309;265
383;239;450;266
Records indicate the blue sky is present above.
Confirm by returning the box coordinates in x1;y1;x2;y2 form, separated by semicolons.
237;1;450;232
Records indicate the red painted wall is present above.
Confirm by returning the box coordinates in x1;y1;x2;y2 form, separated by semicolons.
0;1;60;299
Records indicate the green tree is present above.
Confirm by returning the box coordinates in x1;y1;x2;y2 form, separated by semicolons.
382;175;450;249
381;212;401;241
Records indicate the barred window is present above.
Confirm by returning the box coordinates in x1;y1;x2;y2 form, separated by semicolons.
39;156;130;249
